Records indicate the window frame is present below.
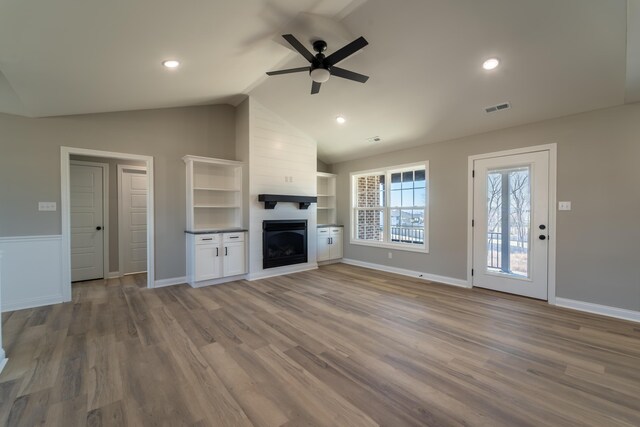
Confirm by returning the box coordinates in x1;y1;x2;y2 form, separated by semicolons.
350;161;429;253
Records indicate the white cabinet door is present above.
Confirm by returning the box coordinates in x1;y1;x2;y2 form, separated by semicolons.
317;229;331;261
195;245;222;281
223;242;245;277
330;227;343;259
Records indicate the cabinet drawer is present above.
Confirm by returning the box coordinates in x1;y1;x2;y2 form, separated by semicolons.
330;227;343;235
223;232;245;242
195;234;221;245
317;228;330;236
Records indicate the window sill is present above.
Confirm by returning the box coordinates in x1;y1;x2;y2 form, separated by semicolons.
349;239;429;253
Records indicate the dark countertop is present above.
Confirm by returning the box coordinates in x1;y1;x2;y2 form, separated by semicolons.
317;224;344;228
185;229;247;235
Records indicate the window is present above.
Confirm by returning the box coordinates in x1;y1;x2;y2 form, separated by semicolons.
351;162;428;252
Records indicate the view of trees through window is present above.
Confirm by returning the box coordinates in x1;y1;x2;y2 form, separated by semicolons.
486;167;530;277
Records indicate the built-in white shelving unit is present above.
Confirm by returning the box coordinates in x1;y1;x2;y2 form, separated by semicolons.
317;172;337;226
183;155;244;231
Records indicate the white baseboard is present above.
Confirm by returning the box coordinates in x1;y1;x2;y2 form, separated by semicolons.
154;276;187;288
248;263;318;281
2;294;64;312
318;259;342;266
107;271;121;279
555;298;640;323
189;274;248;288
341;258;470;288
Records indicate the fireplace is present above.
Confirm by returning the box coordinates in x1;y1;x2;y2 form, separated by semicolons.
263;220;307;269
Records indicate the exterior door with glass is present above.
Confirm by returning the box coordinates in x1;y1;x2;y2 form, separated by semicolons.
472;151;549;300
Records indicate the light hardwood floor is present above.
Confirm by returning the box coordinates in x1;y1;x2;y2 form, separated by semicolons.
1;263;639;426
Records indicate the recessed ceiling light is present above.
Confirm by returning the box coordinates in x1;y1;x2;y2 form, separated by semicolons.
336;115;346;124
482;58;500;70
162;60;180;69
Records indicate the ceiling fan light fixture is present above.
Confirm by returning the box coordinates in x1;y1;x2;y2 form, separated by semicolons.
310;68;331;83
162;59;180;69
482;58;500;70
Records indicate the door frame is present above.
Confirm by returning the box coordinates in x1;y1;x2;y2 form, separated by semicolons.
69;160;110;281
117;164;148;276
61;147;155;302
466;143;557;304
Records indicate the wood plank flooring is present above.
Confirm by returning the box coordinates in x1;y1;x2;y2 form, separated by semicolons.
1;263;639;426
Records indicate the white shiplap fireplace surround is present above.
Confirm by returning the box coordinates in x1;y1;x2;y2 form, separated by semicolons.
236;97;318;280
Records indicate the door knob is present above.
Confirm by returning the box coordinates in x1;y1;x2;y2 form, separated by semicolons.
539;235;546;240
96;226;102;231
539;224;546;230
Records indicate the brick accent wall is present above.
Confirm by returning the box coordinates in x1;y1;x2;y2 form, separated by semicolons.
356;175;383;241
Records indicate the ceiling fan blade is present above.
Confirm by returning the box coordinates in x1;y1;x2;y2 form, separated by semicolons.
282;34;315;63
311;81;321;94
266;67;309;76
330;67;369;83
325;36;368;66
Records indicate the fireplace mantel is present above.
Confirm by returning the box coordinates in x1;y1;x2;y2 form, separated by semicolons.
258;194;317;210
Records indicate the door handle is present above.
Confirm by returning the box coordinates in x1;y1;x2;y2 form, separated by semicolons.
539;224;546;230
96;226;102;231
539;235;547;240
225;247;228;256
216;247;218;257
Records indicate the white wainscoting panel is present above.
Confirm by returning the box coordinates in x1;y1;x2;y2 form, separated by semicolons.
0;235;65;312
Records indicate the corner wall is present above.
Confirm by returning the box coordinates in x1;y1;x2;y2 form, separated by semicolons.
331;103;640;313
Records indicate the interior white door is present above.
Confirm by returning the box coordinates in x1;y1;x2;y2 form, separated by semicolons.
472;151;549;300
71;164;104;282
120;167;148;275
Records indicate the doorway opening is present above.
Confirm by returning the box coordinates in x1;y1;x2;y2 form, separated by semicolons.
467;144;557;302
61;147;154;301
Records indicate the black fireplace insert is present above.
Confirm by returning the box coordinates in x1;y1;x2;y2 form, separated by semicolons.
263;220;307;269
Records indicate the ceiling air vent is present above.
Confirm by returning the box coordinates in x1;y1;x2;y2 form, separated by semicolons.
366;136;382;143
485;102;511;114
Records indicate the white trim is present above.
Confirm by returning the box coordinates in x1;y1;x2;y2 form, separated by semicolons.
247;263;318;281
0;252;6;373
117;164;148;277
318;259;342;266
0;235;63;243
316;172;337;178
70;160;109;281
2;294;64;312
0;354;7;374
154;276;188;288
61;146;155;301
555;298;640;323
466;143;557;303
341;258;469;288
107;271;121;279
189;274;248;288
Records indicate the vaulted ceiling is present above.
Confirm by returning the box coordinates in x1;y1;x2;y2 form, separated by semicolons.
0;0;636;163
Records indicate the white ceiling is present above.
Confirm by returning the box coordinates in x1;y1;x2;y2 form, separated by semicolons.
0;0;633;163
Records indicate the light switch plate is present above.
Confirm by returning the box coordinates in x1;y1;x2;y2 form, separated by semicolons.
558;201;571;211
38;202;57;211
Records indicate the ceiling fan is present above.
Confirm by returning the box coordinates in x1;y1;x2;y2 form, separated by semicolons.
266;34;369;94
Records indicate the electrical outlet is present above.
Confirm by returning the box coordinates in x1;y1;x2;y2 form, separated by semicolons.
559;201;571;211
38;202;57;211
388;252;392;259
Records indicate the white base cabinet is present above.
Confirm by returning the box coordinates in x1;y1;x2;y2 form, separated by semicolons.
317;227;343;262
187;231;246;286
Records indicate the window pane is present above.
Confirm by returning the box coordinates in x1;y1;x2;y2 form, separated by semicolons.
414;169;426;188
355;209;384;242
486;167;530;278
401;189;413;207
391;173;401;190
402;171;414;188
390;189;401;207
412;209;425;227
414;188;426;207
391;208;400;226
356;174;384;207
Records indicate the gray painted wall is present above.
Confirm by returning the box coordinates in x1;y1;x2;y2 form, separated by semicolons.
317;159;330;173
0;105;236;280
331;104;640;312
